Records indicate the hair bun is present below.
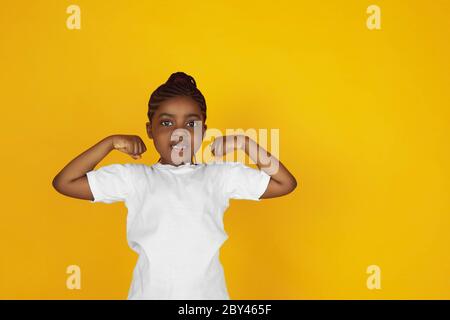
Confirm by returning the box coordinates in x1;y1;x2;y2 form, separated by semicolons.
167;71;197;88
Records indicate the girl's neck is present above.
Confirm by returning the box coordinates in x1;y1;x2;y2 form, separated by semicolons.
157;155;197;166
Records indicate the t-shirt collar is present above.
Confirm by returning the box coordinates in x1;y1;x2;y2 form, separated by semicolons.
153;160;199;169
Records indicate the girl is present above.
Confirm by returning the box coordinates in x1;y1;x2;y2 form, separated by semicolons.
52;72;297;300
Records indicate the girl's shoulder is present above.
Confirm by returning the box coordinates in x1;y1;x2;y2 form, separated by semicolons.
112;162;151;178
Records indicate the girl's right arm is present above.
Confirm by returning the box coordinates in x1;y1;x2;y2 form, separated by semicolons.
52;135;146;201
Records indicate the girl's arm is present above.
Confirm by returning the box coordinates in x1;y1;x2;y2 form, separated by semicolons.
52;135;146;201
239;136;297;199
211;135;297;199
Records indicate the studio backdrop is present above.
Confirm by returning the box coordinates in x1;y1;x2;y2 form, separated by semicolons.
1;0;449;299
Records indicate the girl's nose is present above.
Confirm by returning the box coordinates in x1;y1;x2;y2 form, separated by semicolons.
170;128;191;144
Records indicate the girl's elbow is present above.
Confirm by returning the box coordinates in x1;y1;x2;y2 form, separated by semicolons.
287;179;297;194
52;175;67;194
52;176;60;191
282;176;297;196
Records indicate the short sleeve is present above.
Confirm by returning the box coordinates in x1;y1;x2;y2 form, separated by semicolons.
86;163;134;204
221;161;271;201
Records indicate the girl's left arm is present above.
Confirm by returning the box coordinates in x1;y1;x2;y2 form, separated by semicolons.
239;135;297;199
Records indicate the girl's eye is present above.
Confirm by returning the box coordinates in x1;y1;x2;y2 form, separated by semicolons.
160;120;173;126
187;120;200;128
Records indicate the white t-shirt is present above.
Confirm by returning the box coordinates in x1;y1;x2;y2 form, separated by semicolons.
86;160;271;300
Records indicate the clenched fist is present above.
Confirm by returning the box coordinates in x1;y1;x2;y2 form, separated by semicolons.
210;135;247;157
111;135;147;160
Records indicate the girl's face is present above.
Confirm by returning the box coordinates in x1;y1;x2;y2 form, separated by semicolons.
146;96;207;166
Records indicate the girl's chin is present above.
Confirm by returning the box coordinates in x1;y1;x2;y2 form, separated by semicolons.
168;151;192;163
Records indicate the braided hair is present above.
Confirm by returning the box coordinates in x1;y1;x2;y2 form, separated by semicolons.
147;72;207;123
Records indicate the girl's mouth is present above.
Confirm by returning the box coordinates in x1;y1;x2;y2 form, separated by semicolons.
170;141;189;151
172;145;186;151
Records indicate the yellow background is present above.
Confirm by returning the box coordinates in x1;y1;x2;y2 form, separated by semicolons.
1;0;449;299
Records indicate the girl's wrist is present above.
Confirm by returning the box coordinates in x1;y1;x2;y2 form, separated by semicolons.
104;135;117;151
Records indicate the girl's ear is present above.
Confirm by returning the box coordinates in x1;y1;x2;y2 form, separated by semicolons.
146;121;153;139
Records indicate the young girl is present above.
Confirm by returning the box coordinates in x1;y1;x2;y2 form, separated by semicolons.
52;72;297;300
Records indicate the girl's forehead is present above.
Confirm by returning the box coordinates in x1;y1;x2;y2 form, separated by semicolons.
156;97;203;118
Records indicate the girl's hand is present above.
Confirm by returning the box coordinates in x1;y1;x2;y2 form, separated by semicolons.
112;135;147;160
210;135;246;157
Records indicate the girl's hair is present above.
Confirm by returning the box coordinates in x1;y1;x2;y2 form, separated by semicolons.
147;72;207;123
